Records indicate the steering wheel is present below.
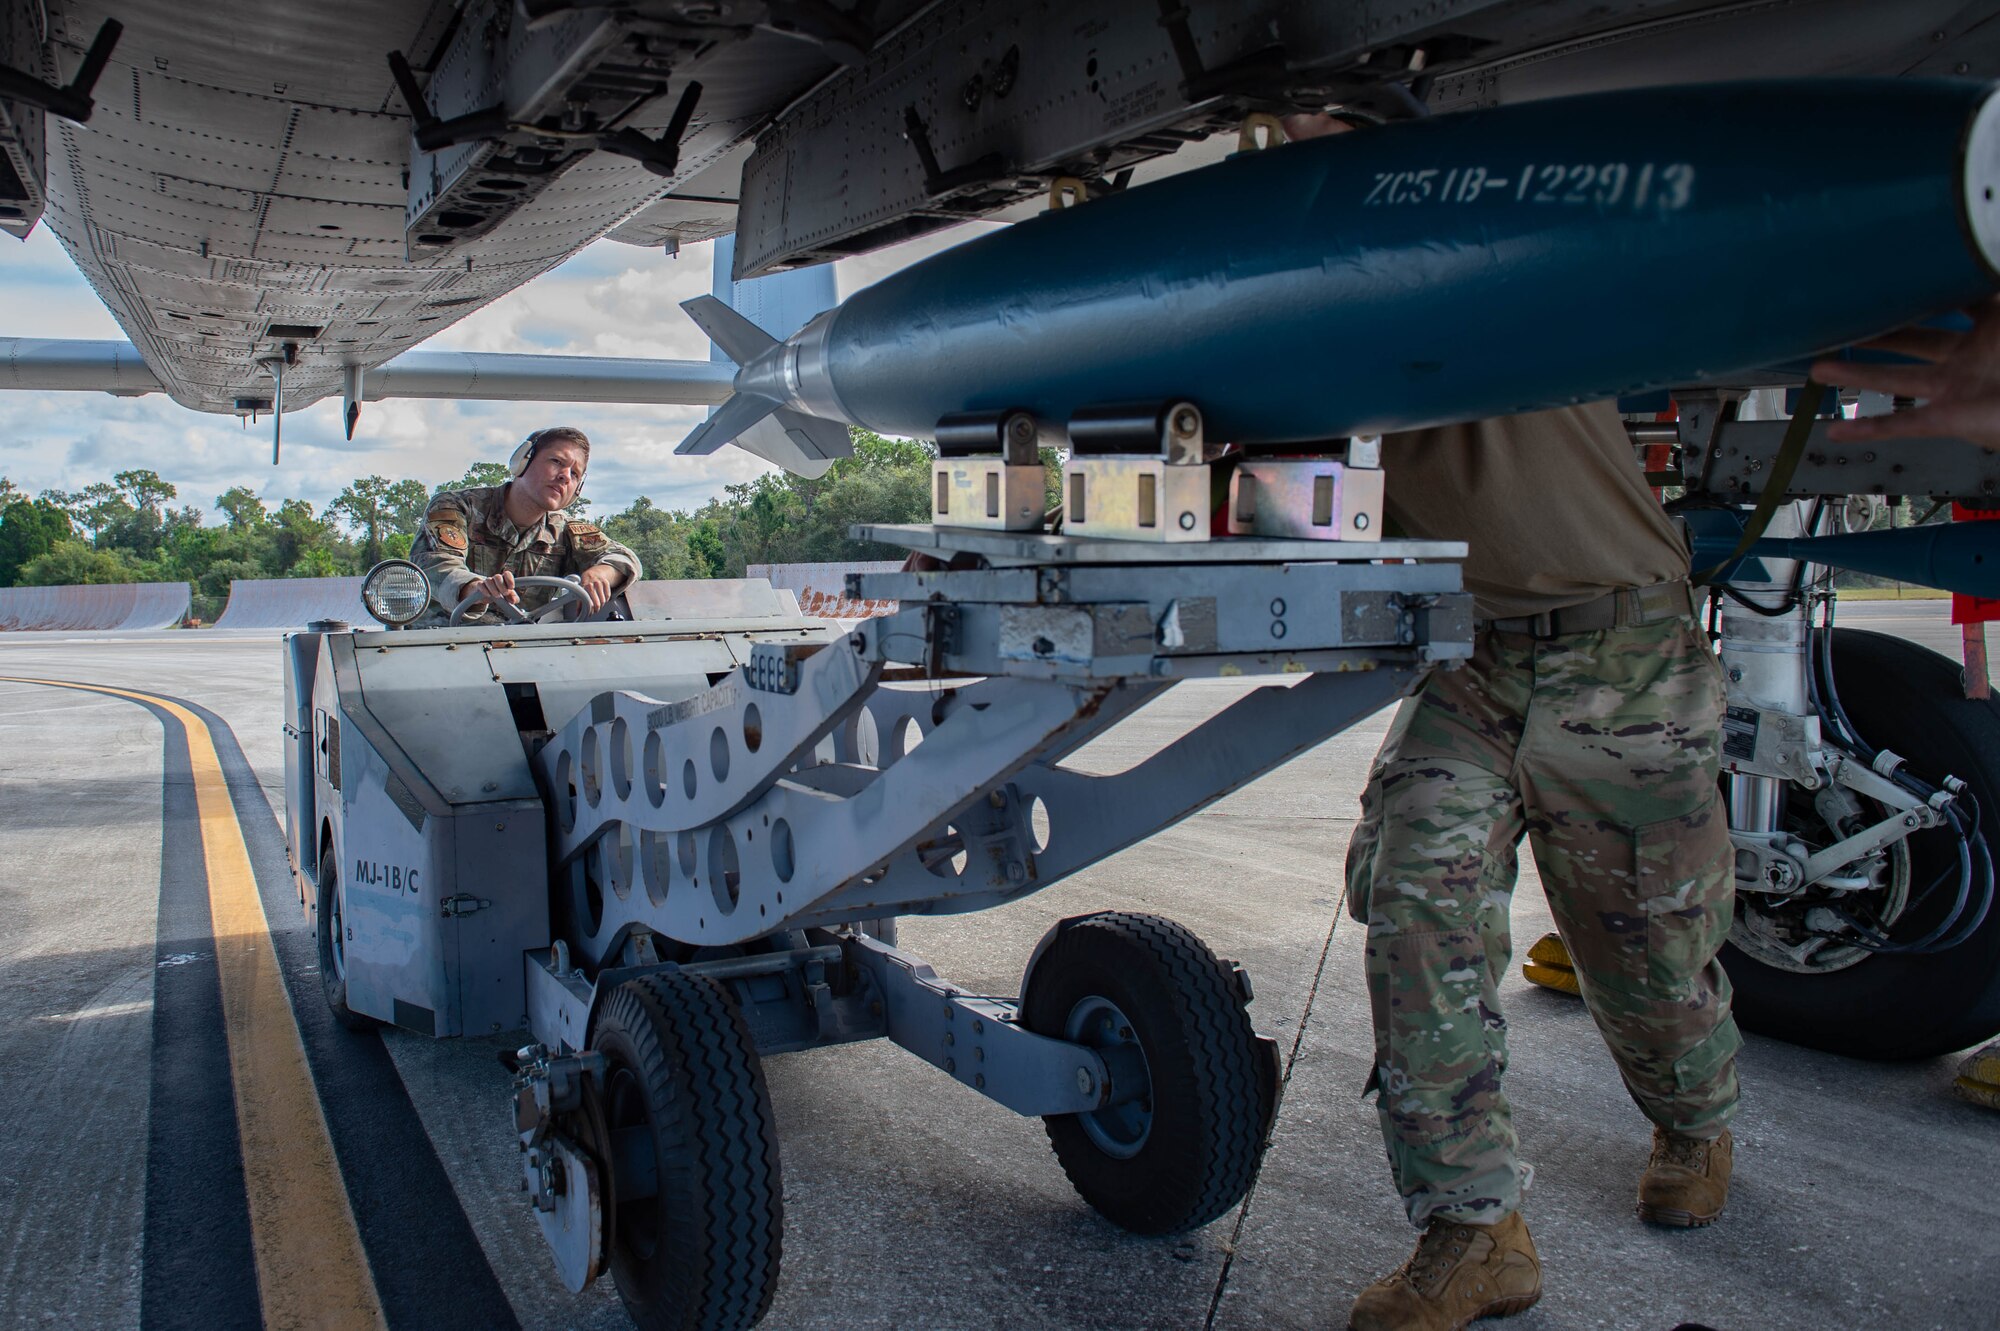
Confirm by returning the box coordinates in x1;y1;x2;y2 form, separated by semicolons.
450;575;606;626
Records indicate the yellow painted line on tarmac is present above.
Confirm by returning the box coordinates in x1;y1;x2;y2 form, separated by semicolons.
0;677;386;1331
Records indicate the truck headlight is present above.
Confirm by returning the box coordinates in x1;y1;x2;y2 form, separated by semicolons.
361;560;431;626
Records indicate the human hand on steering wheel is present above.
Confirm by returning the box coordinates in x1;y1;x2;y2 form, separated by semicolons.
462;569;521;611
575;564;620;612
450;574;609;625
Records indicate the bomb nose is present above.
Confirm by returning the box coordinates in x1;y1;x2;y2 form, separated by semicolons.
1964;85;2000;278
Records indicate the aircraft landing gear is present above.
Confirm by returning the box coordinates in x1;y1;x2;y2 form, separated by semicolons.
1725;629;2000;1060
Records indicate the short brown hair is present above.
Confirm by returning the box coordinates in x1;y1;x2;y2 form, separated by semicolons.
532;425;590;462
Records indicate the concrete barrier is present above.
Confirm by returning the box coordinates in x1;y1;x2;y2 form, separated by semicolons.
747;562;901;621
215;576;367;629
0;581;191;631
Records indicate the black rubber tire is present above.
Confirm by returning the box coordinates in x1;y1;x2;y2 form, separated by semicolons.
315;853;377;1031
1722;628;2000;1059
1020;912;1276;1235
592;971;782;1331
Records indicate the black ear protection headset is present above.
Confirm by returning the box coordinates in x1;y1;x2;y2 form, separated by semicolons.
508;428;587;480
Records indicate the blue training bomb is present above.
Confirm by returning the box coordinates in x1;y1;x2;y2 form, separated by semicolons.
680;79;2000;463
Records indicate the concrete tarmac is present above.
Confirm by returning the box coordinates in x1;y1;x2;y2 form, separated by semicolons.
1;600;1994;1330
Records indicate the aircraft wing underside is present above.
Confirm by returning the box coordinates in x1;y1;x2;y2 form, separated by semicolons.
3;0;1999;424
15;0;876;416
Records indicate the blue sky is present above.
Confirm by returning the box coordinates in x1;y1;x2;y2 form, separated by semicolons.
0;221;991;522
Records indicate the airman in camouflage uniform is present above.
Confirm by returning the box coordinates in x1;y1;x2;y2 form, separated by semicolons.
410;426;640;623
1277;110;1739;1331
1336;404;1741;1331
1346;614;1739;1225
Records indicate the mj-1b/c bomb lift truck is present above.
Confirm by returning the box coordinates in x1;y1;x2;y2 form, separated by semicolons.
282;406;1475;1330
285;396;2000;1330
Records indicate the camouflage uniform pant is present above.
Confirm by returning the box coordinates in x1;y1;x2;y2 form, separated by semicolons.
1345;615;1741;1227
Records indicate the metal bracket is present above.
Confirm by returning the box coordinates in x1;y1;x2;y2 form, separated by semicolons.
0;17;121;124
934;459;1048;531
527;947;596;1052
1730;831;1812;896
1064;456;1212;541
1687;416;2000;501
1800;804;1939;888
1060;401;1210;541
1227;449;1386;541
1674;389;1746;493
933;411;1048;531
1733;744;1947;896
840;931;1115;1116
514;1045;609;1127
1719;703;1822;786
746;641;815;694
1157;1;1286;101
1068;401;1204;464
902;103;1010;196
851;557;1467;678
391;42;703;178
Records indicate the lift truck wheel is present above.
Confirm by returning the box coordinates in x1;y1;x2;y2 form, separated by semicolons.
1021;912;1277;1235
591;970;783;1331
1724;628;2000;1059
315;855;377;1032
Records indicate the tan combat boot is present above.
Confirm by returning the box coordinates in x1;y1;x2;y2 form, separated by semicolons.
1348;1212;1541;1331
1637;1126;1733;1227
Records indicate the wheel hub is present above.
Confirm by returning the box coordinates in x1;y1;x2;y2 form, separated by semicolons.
1062;995;1153;1159
1731;785;1911;974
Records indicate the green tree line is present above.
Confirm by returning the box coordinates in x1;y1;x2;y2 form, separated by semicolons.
0;430;952;621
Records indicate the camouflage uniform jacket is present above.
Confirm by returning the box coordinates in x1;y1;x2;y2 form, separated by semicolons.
410;484;640;622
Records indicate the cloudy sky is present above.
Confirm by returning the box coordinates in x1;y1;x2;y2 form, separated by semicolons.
0;220;994;522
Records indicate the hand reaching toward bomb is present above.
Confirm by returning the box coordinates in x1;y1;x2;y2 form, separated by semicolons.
1811;296;2000;452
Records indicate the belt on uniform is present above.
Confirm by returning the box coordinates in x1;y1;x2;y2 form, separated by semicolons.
1479;579;1696;639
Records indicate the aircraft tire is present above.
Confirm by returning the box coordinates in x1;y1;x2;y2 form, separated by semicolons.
1021;911;1275;1236
1724;628;2000;1060
592;970;782;1331
316;855;377;1032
